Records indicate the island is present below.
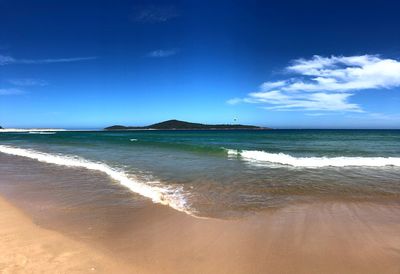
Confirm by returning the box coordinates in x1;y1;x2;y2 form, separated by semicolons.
105;119;269;130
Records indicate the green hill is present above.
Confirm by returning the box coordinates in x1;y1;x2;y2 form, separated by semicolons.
105;119;269;130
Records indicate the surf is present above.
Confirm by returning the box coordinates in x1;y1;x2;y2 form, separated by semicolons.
28;131;56;134
0;145;192;215
227;149;400;167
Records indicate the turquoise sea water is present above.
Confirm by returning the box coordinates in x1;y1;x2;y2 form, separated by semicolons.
1;129;400;218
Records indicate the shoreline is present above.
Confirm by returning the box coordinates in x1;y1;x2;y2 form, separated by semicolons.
1;191;399;273
0;150;399;273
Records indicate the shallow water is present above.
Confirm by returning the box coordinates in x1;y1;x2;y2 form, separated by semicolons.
1;129;400;218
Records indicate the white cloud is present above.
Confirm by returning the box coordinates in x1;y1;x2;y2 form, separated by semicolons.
260;81;287;91
8;78;48;86
147;49;178;58
261;91;362;112
285;55;400;92
0;55;97;65
0;88;24;95
228;54;400;112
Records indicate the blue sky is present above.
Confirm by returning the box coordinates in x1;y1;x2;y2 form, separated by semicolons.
1;0;400;129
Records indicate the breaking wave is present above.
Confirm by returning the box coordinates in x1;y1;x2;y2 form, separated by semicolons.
226;149;400;167
28;131;56;134
0;145;192;215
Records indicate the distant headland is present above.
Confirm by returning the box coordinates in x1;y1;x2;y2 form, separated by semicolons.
105;119;269;130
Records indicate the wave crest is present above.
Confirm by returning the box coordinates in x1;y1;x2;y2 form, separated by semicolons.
0;145;191;215
227;149;400;167
28;131;56;134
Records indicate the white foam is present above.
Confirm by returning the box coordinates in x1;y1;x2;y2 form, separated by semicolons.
0;128;66;133
28;131;56;134
0;145;191;215
130;139;138;141
227;149;400;168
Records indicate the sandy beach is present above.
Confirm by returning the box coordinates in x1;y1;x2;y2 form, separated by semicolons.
0;143;399;273
2;0;400;272
1;192;399;273
0;196;137;273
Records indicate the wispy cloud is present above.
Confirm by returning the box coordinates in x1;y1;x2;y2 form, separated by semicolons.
226;98;243;105
147;49;179;58
228;54;400;112
0;55;15;65
247;90;362;112
0;88;24;95
0;55;97;65
8;78;48;86
133;4;179;23
366;112;400;121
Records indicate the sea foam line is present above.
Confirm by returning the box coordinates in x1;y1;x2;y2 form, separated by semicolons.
227;149;400;168
0;128;65;133
0;145;192;215
28;131;56;134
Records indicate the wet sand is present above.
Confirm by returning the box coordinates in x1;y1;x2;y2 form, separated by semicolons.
1;192;399;273
0;196;133;273
0;153;399;273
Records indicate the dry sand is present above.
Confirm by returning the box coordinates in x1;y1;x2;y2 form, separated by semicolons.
1;194;399;274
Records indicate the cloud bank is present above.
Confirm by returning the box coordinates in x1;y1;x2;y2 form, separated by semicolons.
229;55;400;112
0;55;97;65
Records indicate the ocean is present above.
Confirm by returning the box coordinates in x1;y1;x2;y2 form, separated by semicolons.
1;129;399;218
